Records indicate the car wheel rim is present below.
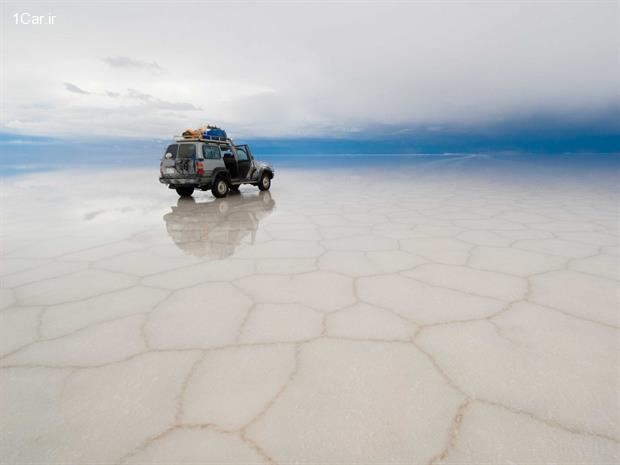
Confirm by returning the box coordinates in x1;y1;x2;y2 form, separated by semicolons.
262;177;269;188
218;181;226;194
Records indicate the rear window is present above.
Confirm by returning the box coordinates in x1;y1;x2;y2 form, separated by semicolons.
164;144;178;158
202;145;221;159
177;144;196;159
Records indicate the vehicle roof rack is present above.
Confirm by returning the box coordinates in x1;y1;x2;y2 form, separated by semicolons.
173;135;235;145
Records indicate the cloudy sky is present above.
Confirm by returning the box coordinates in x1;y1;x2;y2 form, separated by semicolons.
2;1;618;139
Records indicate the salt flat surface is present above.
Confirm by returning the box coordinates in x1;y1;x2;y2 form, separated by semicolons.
1;164;619;464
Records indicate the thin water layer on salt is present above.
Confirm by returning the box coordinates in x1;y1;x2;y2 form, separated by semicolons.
1;158;618;464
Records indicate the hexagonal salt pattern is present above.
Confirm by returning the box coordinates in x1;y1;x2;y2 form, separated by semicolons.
0;167;618;464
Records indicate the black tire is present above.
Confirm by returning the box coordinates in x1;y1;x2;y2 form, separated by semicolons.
258;172;271;191
211;177;229;198
175;186;194;197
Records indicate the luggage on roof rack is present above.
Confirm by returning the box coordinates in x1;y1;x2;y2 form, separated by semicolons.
181;124;228;141
203;127;227;141
181;129;202;139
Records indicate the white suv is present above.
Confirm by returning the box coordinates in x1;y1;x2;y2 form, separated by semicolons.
159;137;274;198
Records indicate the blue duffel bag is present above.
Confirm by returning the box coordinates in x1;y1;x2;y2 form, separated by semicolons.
203;127;227;140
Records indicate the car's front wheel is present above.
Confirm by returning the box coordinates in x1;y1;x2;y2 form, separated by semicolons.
258;172;271;191
175;186;194;197
212;177;229;198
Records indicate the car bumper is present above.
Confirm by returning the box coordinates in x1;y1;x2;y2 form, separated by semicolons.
159;177;202;186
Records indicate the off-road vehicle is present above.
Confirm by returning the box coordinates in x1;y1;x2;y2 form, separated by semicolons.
159;137;274;198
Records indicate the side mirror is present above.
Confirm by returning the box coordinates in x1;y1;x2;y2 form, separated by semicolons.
165;153;173;159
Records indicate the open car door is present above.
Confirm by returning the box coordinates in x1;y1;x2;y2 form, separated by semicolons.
235;145;252;179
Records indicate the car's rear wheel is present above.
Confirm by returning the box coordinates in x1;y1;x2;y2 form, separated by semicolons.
175;186;194;197
212;177;229;198
258;172;271;191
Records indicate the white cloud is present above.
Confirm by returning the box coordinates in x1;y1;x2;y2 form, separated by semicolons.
63;82;90;95
3;1;618;138
102;56;163;74
125;88;201;111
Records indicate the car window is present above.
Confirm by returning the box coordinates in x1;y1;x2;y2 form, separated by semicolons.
202;145;221;159
164;144;178;158
177;143;196;159
236;147;249;161
221;146;233;158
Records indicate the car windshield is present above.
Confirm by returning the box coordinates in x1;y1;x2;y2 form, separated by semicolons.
177;144;196;159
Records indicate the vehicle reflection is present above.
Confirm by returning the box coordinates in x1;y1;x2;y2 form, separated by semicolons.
163;191;276;258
